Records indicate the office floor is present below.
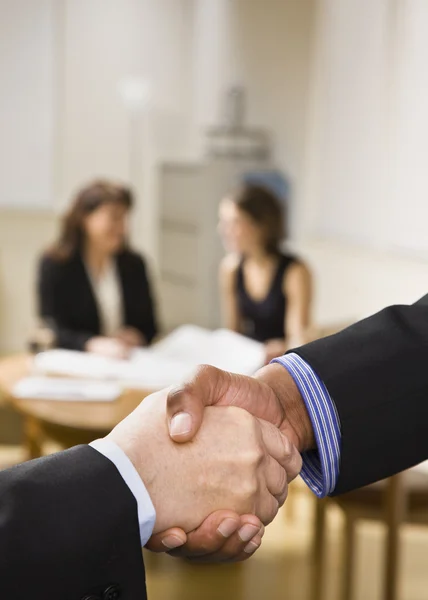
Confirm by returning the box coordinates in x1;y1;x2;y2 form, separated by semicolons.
145;485;428;600
1;445;428;600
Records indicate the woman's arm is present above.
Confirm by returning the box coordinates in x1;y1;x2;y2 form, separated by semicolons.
38;256;94;351
264;261;313;363
283;261;312;347
219;255;241;332
134;256;158;345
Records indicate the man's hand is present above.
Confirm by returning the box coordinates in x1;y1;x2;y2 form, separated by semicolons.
107;388;300;535
149;363;313;560
146;510;265;561
167;363;314;452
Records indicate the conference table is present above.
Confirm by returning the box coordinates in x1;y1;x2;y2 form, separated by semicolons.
0;354;153;459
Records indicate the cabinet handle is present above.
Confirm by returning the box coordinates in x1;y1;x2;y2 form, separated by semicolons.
161;270;196;288
161;218;199;234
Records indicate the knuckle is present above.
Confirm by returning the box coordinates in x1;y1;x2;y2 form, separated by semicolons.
280;432;292;459
276;466;288;495
236;476;259;510
167;385;188;410
193;363;223;385
261;497;280;526
242;446;264;469
278;482;289;507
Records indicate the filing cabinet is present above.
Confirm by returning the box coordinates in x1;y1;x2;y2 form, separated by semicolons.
158;159;273;330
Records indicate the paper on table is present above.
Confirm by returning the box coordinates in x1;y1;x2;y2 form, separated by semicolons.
34;349;121;380
132;325;265;375
208;329;265;374
34;325;265;388
116;350;194;390
13;376;121;402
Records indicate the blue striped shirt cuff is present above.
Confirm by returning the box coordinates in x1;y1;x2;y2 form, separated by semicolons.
272;353;341;497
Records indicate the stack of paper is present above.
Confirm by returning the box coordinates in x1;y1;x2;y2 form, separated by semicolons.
33;325;265;391
144;325;264;375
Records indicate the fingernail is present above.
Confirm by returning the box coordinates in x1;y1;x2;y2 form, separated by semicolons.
217;518;239;538
170;413;192;437
244;540;260;554
238;524;261;542
162;535;184;549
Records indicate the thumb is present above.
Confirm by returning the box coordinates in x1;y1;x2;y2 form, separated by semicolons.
167;364;232;442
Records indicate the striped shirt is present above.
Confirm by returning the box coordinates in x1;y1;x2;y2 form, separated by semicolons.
272;353;341;497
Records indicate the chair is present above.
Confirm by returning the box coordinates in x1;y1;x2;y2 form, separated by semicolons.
311;466;428;600
0;399;25;469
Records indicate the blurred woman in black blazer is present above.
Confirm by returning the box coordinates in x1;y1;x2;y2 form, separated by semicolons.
38;180;157;359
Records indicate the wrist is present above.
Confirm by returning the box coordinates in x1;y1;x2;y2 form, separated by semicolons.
255;363;315;453
106;426;161;528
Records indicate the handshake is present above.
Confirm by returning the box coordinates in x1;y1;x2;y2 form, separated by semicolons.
107;363;310;561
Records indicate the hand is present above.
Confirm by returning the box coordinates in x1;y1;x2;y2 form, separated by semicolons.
146;511;265;562
114;326;145;348
167;364;313;451
107;388;296;535
85;336;130;359
150;364;311;560
264;339;287;365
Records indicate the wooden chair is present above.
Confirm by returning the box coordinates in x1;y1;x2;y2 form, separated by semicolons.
311;466;428;600
0;444;27;470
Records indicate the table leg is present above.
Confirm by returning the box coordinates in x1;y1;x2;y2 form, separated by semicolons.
24;416;43;459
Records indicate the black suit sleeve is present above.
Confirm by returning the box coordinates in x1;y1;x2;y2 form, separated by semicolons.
132;256;158;345
294;294;428;495
38;256;94;351
0;446;147;600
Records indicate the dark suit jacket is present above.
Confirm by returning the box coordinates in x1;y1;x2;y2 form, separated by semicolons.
0;446;147;600
294;294;428;495
38;250;158;351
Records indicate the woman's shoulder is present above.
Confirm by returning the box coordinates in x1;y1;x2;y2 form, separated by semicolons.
279;251;299;265
219;253;240;278
281;254;311;287
117;249;151;272
39;250;76;273
219;254;240;289
38;252;85;291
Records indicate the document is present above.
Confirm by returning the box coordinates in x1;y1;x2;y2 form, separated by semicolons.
33;325;265;390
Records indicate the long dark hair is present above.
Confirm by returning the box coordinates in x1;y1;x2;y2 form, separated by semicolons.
48;180;133;261
231;184;286;255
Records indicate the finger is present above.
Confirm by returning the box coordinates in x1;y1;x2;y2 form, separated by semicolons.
257;488;280;526
258;418;303;480
184;515;264;564
263;455;288;505
145;527;187;553
167;365;233;442
166;510;241;558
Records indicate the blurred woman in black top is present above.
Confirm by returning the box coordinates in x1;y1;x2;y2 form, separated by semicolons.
38;180;157;359
218;184;312;364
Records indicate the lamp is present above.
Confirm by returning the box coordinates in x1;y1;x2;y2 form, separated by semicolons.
117;76;152;111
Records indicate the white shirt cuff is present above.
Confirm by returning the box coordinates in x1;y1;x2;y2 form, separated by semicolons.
90;438;156;546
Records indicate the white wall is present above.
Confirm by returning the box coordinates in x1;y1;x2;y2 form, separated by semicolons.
301;0;428;261
0;0;56;209
293;238;428;327
60;0;195;255
389;0;428;256
0;211;57;353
